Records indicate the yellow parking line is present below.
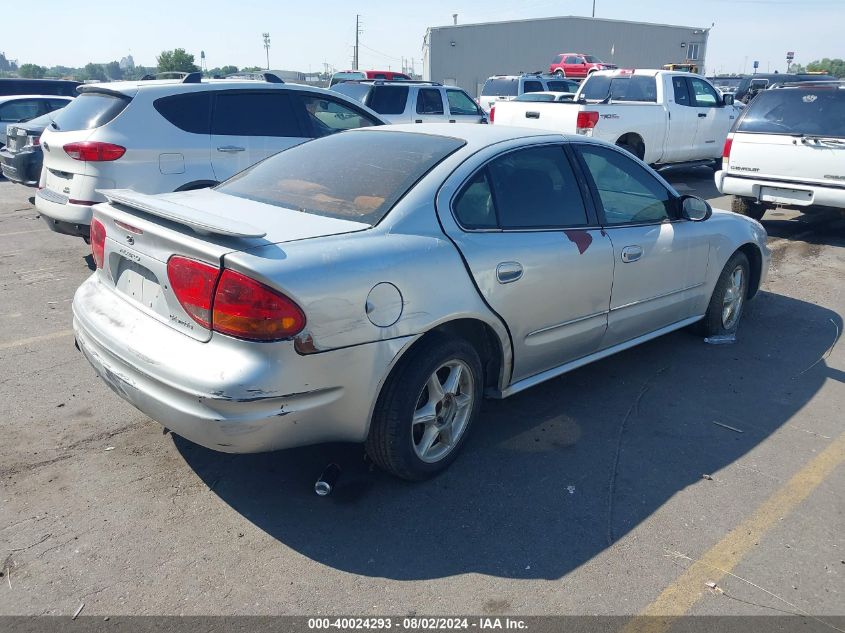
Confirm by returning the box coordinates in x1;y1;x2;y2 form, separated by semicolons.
623;429;845;633
0;329;74;351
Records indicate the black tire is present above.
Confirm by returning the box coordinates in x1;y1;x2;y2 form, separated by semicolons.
554;69;565;78
698;251;750;337
709;159;722;172
365;334;483;481
617;142;643;161
731;196;766;220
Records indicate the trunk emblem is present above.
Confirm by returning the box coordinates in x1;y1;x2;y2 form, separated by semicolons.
125;235;135;245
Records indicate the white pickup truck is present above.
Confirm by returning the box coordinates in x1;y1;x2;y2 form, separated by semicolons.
491;69;743;168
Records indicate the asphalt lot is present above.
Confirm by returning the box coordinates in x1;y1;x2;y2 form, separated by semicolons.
0;168;843;619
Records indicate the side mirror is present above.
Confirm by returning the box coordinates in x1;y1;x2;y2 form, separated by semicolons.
722;93;735;106
679;195;712;222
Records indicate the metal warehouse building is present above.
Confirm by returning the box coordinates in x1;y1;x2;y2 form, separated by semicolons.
423;15;710;97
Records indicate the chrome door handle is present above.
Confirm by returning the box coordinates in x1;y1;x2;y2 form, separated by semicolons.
496;261;523;284
217;145;246;153
449;119;456;123
621;246;643;263
698;113;707;118
415;119;423;123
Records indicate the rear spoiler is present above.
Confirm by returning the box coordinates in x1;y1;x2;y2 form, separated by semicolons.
97;189;267;238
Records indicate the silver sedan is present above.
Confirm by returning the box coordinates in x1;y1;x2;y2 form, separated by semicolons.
72;124;770;480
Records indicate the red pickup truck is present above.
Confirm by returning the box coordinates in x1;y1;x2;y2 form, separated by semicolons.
548;53;616;79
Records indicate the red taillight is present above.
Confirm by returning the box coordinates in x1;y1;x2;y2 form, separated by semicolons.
90;218;106;269
166;257;306;341
576;111;599;131
489;105;495;123
722;137;733;159
63;141;126;162
212;269;306;341
167;256;220;329
30;135;40;146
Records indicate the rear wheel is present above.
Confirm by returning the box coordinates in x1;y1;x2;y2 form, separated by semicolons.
731;196;767;220
365;335;483;480
698;251;750;337
554;69;565;78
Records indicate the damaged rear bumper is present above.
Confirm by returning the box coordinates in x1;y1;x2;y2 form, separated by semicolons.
72;275;415;453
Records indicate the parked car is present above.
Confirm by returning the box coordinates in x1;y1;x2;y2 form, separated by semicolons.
331;80;485;124
734;73;837;103
491;69;742;169
0;78;80;97
36;74;384;238
478;74;579;114
716;81;845;220
329;70;411;87
73;124;769;480
549;53;617;79
1;110;66;185
0;95;72;150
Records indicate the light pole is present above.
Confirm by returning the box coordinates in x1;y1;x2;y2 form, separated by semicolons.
262;32;271;70
592;0;596;17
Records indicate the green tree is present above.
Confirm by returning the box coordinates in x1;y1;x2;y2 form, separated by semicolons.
83;63;107;81
104;61;123;80
806;58;845;78
240;66;264;73
18;63;47;79
156;49;199;74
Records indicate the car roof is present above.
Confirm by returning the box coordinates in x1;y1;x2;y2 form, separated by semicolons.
78;80;340;97
0;94;73;102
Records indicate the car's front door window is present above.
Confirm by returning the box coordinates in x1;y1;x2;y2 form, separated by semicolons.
689;78;720;107
577;145;673;224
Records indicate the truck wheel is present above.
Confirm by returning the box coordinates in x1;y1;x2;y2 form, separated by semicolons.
698;251;750;337
731;196;766;220
365;334;483;481
554;69;565;78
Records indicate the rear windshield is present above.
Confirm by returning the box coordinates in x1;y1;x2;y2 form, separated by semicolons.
217;130;465;225
515;93;556;102
366;86;409;114
482;78;518;97
49;92;130;131
738;88;845;137
580;75;658;102
546;80;578;93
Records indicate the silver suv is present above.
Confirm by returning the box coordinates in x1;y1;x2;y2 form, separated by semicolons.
331;80;486;124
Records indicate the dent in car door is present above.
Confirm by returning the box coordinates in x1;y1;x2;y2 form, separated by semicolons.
575;143;709;347
442;144;614;381
210;91;310;182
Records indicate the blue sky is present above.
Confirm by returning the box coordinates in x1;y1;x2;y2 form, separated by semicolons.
6;0;843;75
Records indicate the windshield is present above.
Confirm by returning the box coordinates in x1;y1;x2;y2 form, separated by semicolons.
579;75;657;102
482;78;518;97
49;91;130;131
738;88;845;137
217;131;466;226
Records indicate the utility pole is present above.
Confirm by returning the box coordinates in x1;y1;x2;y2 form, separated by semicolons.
592;0;596;17
262;32;271;70
353;14;362;70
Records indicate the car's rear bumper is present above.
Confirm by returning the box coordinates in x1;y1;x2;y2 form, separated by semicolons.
716;171;845;209
35;188;94;236
0;148;40;186
72;274;415;453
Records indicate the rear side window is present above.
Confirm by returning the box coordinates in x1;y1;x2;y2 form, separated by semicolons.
0;99;44;122
218;130;465;225
551;55;564;64
416;89;444;115
523;80;543;93
212;91;305;137
154;92;212;134
580;75;657;102
50;92;130;131
738;89;845;137
482;78;518;97
454;146;588;230
367;86;409;114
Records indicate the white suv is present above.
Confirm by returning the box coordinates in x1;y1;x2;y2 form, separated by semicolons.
36;74;384;238
330;80;486;124
478;74;579;114
716;81;845;220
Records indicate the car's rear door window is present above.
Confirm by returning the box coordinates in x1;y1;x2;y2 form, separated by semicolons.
49;91;130;131
212;91;306;137
523;80;544;93
217;130;465;225
0;99;44;122
672;77;691;106
416;89;445;115
737;88;845;137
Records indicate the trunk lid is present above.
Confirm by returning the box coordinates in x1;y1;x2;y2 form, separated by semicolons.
92;188;369;342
